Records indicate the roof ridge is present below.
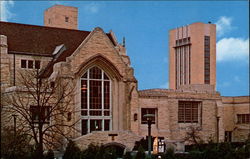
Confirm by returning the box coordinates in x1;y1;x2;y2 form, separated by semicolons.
0;21;90;33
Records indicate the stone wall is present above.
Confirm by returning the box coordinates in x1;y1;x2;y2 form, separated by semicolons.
133;89;222;144
222;96;250;142
73;131;142;151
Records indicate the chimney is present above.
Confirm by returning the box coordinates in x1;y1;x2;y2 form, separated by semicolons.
44;5;78;30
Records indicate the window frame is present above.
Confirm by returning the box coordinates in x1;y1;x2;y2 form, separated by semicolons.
28;60;34;69
141;108;157;124
178;101;201;123
65;16;69;22
237;114;250;124
30;105;52;124
21;59;27;68
80;66;112;135
20;59;41;69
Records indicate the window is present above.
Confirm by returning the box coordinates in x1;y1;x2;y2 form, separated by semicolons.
81;66;112;135
237;114;250;124
21;59;41;69
178;101;200;123
225;131;232;142
28;60;33;69
174;37;191;89
65;16;69;22
204;36;210;84
30;106;51;124
21;60;27;68
35;60;41;69
141;108;157;124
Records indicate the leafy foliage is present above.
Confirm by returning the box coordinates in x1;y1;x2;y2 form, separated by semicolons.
44;149;55;159
1;127;34;159
164;146;176;159
123;152;133;159
135;145;146;159
63;140;81;159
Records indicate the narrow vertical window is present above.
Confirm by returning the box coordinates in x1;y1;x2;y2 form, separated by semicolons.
175;37;191;89
81;120;88;135
65;16;69;22
35;60;41;69
21;60;27;68
28;60;33;69
204;36;210;84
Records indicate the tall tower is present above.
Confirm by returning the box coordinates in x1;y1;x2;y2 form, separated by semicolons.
169;22;216;90
44;5;78;30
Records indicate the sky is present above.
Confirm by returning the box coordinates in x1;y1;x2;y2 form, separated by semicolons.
0;0;249;96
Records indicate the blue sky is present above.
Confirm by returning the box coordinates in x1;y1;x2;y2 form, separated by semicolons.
1;1;249;96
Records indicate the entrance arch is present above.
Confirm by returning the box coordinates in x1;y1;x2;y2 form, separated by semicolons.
103;142;126;158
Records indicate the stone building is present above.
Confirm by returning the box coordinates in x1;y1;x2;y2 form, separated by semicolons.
0;4;249;154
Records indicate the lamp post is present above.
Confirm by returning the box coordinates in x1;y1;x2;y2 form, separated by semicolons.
143;114;155;158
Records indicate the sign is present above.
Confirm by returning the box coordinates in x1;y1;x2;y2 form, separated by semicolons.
153;137;158;154
158;138;165;153
152;136;165;154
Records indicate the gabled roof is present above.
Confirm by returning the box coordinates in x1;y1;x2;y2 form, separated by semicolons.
0;21;91;56
0;21;117;77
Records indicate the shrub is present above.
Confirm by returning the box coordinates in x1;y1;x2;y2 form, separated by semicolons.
44;149;54;159
135;145;146;159
164;147;176;159
1;127;34;159
81;143;101;159
63;140;81;159
123;152;133;159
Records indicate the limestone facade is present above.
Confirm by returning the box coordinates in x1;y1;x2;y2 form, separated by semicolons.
169;22;216;90
44;5;78;30
0;5;249;152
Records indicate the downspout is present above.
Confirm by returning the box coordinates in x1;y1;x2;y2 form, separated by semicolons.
216;116;220;143
216;101;220;143
13;53;16;86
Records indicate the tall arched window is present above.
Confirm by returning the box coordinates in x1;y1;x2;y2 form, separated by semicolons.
81;66;112;135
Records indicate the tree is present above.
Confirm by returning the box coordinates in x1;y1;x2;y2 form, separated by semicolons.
3;70;78;159
184;126;203;145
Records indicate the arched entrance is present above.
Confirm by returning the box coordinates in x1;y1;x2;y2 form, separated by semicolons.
103;142;126;158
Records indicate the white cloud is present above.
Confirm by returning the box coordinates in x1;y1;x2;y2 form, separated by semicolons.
215;16;233;37
217;38;249;62
160;82;169;89
0;0;14;21
84;3;99;14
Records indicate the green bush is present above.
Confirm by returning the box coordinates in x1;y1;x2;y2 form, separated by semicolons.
44;149;54;159
164;147;176;159
81;143;99;159
135;145;146;159
63;140;81;159
1;127;34;159
123;152;133;159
